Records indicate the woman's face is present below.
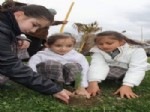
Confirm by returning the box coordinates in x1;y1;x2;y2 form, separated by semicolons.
14;11;50;33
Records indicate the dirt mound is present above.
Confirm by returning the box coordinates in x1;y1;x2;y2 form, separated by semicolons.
69;94;101;108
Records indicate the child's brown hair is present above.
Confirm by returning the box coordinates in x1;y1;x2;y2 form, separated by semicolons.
47;33;76;46
95;31;144;45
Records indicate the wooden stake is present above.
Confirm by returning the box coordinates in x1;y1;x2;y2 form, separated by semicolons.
60;2;75;32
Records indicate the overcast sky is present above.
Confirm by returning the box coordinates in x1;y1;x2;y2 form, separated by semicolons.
1;0;150;41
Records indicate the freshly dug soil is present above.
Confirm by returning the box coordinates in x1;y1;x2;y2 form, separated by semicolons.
64;85;101;108
69;94;100;108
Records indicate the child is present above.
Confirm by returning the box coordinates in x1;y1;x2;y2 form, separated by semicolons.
0;3;72;103
87;31;150;99
28;33;90;98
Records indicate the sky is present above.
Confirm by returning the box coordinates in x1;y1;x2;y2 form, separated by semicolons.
1;0;150;41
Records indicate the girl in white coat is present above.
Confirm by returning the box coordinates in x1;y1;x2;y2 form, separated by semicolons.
87;31;150;99
28;33;90;98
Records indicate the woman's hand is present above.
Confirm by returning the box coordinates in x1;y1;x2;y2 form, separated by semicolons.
53;89;73;104
87;81;100;96
18;40;30;49
114;85;139;99
74;87;91;98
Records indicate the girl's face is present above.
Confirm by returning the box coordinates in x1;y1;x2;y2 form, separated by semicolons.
96;36;124;52
14;11;50;33
48;38;75;55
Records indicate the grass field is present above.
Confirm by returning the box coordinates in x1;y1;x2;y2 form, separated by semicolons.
0;58;150;112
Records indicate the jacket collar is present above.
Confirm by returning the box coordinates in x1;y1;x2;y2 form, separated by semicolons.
0;11;21;36
38;48;76;57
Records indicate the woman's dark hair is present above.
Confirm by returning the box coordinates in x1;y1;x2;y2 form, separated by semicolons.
18;5;54;22
0;1;54;23
47;33;76;45
95;31;144;45
1;1;26;11
1;1;16;9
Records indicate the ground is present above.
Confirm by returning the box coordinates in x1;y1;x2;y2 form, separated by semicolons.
0;58;150;112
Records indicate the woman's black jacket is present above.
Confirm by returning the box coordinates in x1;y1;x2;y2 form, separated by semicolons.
0;11;62;95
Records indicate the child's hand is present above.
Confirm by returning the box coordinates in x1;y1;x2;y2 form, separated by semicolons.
53;89;73;104
74;87;91;98
113;85;139;99
87;81;100;96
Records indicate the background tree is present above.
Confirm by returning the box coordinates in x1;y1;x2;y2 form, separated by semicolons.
73;21;102;54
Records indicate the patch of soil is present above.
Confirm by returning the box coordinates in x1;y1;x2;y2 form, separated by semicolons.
64;86;101;108
69;94;101;108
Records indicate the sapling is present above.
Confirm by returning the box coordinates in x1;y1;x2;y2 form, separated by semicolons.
74;72;82;89
69;72;90;106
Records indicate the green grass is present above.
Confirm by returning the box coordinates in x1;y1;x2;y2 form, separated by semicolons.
0;58;150;112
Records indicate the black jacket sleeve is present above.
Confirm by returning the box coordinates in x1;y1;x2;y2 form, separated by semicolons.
0;27;63;95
